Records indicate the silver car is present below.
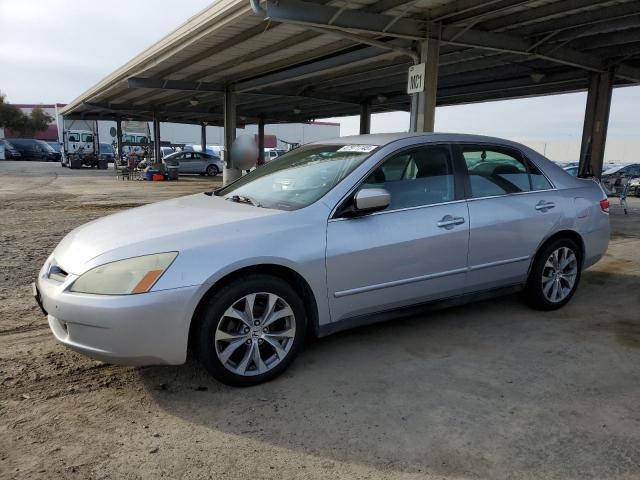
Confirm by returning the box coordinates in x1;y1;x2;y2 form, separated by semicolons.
164;151;223;176
34;133;610;385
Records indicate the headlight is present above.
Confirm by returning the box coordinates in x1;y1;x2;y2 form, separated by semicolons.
70;252;178;295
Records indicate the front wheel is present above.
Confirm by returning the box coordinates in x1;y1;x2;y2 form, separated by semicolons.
525;238;582;310
196;274;307;386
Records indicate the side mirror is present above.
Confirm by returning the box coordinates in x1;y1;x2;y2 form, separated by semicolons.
353;187;390;214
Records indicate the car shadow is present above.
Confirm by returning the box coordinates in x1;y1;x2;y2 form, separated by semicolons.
137;269;640;477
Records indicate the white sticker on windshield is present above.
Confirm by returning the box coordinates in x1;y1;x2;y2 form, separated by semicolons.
337;145;377;153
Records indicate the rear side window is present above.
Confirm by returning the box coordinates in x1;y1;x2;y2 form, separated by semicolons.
364;145;455;210
461;146;551;198
528;161;552;190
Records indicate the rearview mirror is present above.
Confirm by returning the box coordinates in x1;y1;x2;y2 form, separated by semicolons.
353;187;390;213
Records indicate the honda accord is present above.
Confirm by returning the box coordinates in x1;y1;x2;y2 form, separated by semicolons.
34;133;610;385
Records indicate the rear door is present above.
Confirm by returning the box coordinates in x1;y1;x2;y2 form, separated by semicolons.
326;143;470;322
457;144;562;292
179;153;198;173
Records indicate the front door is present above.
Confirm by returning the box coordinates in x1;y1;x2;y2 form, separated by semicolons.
458;144;563;292
326;144;470;322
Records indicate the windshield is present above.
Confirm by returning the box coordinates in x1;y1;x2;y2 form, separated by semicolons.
37;141;55;152
215;144;376;210
81;133;93;142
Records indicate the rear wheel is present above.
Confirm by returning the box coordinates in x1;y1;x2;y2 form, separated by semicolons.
196;274;307;386
526;237;581;310
206;164;218;176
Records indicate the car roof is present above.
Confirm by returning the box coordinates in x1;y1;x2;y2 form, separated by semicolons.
309;132;536;149
8;138;39;144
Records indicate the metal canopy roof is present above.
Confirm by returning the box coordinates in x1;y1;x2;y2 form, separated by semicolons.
61;0;640;125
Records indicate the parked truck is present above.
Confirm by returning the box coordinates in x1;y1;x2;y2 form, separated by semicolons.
60;119;107;169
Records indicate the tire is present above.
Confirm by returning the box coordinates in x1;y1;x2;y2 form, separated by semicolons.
195;274;307;386
206;164;218;176
525;237;582;310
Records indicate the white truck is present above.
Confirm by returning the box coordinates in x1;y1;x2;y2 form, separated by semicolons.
61;120;106;169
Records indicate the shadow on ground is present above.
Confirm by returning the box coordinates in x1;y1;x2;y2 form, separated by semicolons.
139;269;640;479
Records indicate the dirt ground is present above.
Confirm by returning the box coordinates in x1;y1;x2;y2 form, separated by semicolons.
1;161;639;480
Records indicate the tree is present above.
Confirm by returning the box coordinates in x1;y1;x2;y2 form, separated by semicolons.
0;92;53;136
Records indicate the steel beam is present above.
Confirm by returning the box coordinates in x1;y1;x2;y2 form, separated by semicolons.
411;38;440;133
257;115;265;166
578;71;614;178
265;0;425;40
519;2;640;37
223;84;240;185
359;101;371;134
201;123;207;152
128;76;362;105
482;0;611;32
116;119;123;162
236;42;405;91
152;112;161;166
128;77;225;93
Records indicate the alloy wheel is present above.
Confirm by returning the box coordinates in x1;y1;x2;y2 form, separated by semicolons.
214;292;296;376
541;247;578;303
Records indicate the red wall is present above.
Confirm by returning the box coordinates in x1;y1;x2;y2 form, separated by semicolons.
4;124;59;141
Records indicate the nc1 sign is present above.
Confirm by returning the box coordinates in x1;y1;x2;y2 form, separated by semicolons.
407;63;425;94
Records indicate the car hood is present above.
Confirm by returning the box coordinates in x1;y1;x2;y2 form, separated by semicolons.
53;193;283;274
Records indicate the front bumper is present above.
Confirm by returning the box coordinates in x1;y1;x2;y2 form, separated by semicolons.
35;274;200;365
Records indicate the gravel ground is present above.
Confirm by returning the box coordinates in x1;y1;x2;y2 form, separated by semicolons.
1;161;639;480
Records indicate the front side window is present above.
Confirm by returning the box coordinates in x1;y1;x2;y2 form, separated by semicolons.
216;144;375;210
363;145;455;210
462;147;531;198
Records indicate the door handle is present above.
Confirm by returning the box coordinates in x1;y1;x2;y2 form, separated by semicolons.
535;201;556;211
437;215;465;228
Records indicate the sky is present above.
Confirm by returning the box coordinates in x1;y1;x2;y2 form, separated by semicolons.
1;0;638;162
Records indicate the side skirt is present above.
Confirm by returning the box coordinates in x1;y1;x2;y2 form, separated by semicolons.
317;284;524;337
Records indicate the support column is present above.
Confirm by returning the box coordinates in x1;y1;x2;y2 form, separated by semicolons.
410;38;439;133
223;84;240;185
201;123;207;152
116;118;122;161
152;112;161;167
359;101;371;134
257;114;265;166
578;70;614;178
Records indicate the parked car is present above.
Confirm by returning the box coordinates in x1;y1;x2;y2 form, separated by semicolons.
160;146;175;159
600;163;640;196
262;148;288;163
0;139;22;159
626;177;640;197
34;133;610;386
98;143;115;163
184;144;222;158
163;151;223;176
563;166;579;177
9;138;60;161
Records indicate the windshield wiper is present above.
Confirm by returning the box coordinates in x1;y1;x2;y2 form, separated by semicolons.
226;194;262;207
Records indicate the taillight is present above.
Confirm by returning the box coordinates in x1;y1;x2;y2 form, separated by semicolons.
600;199;610;213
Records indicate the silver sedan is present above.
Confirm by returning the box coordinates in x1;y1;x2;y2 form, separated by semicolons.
34;133;610;385
164;151;223;176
